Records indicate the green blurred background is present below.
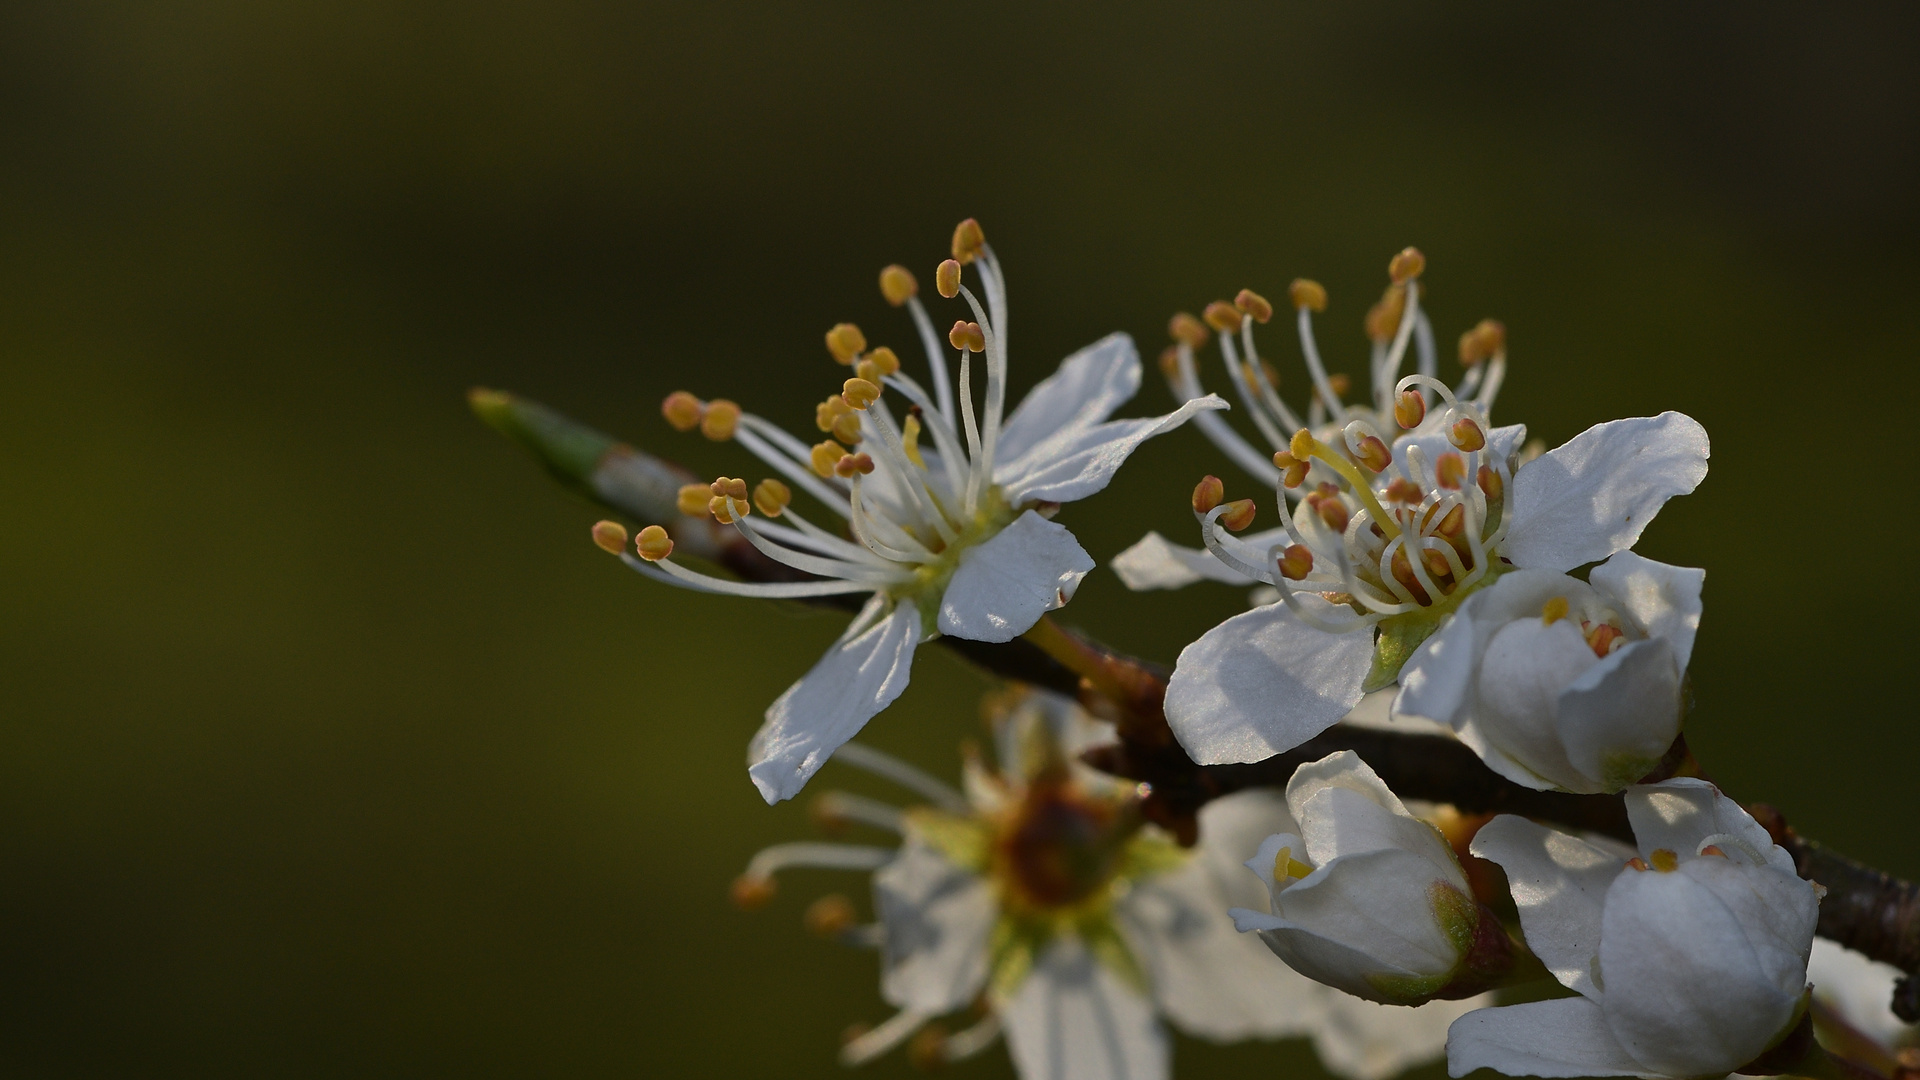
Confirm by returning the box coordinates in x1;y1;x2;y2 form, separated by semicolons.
3;3;1916;1076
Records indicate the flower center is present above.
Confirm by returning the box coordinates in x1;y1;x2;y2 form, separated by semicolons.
991;775;1132;915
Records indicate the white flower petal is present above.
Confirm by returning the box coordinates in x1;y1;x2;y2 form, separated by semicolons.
1110;529;1271;590
936;510;1094;643
1588;551;1706;671
873;839;996;1014
1501;412;1710;574
1446;997;1658;1079
1624;778;1795;876
993;332;1141;465
1164;598;1374;765
1002;939;1170;1080
995;394;1229;506
1346;686;1454;737
1393;423;1528;481
1555;639;1683;792
1392;599;1481;727
1315;993;1488;1080
1808;938;1916;1047
1469;815;1622;998
1286;754;1463;885
747;600;921;804
1269;847;1465;983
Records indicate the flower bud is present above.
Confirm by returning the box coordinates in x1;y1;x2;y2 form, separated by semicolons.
935;259;962;298
1234;288;1274;324
1288;278;1328;313
825;323;867;365
879;264;918;306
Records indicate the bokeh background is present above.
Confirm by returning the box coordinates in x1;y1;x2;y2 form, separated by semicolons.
4;3;1917;1076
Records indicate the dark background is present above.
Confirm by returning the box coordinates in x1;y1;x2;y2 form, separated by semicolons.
3;3;1916;1076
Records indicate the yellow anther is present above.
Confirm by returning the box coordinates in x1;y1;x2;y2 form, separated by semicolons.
816;395;853;432
1449;417;1486;452
661;390;705;432
701;399;741;441
1649;849;1679;873
1365;285;1407;343
901;413;926;468
710;476;749;501
865;346;901;377
1272;450;1298;469
708;495;743;524
753;479;793;517
825;322;867;365
635;524;674;561
1459;319;1507;367
935;258;962;298
1289;278;1328;313
1422;548;1453;579
842;377;881;411
879;264;919;306
804;893;857;938
832;411;863;445
591;520;629;555
1168;311;1210;348
1354;433;1391;473
1477;464;1504;503
948;320;984;352
1234;288;1274;324
1219;499;1257;532
1157;345;1181;380
1283;460;1309;488
1202;300;1243;333
677;483;710;516
950;217;985;264
1435;451;1466;490
833;452;876;478
810;440;848;478
1273;846;1314;881
730;875;776;911
1289;428;1317;461
1279;544;1314;581
1389;246;1426;284
1542;596;1570;625
1191;475;1225;514
1293;428;1400;540
1394;389;1427;430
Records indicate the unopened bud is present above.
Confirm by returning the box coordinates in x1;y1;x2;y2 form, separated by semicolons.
879;264;918;306
661;390;705;432
1459;319;1506;366
700;399;741;441
1218;499;1257;532
1449;417;1486;453
591;520;628;555
1477;464;1504;502
635;524;674;561
730;875;776;910
811;440;848;478
1191;475;1225;514
1316;497;1350;534
842;378;881;411
1168;312;1210;348
1202;300;1243;333
1435;451;1466;490
935;259;962;298
1388;246;1426;284
1279;544;1314;581
1234;288;1273;324
1355;434;1392;473
834;452;876;478
825;322;867;365
950;217;985;263
753;479;793;517
865;346;900;377
1289;278;1328;313
804;893;857;938
1394;389;1427;430
677;483;710;516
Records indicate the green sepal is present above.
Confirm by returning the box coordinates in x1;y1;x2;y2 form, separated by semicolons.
1360;565;1511;693
1078;914;1148;993
987;916;1043;1001
904;809;993;875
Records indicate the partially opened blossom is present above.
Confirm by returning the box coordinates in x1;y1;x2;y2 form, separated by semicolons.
1450;778;1821;1078
1394;551;1703;793
1230;750;1513;1006
1143;256;1709;766
597;221;1223;803
732;691;1475;1080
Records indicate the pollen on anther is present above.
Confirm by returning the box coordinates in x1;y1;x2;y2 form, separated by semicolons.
825;323;867;365
865;346;901;377
701;399;741;441
1385;478;1422;504
635;524;674;561
676;484;709;516
935;259;962;298
1157;346;1181;380
1450;417;1486;453
1219;499;1256;532
753;479;793;517
1191;475;1224;514
1355;434;1391;473
842;378;881;411
951;217;985;264
1542;596;1570;625
1365;286;1407;343
730;874;776;910
834;452;876;478
1279;544;1314;581
1459;319;1506;366
1168;312;1209;348
1478;464;1504;502
1388;247;1426;284
1649;849;1679;873
879;264;918;306
1235;288;1274;324
1316;498;1350;534
1289;278;1328;313
1394;389;1427;430
1435;451;1466;490
1202;300;1243;333
1289;428;1317;461
804;893;857;938
591;520;628;555
661;391;705;432
1700;844;1729;859
810;440;848;478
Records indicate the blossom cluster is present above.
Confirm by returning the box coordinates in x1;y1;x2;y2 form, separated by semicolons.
482;220;1915;1080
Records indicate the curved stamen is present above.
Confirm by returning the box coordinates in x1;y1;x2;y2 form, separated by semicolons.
1195;505;1279;584
742;841;897;883
880;369;971;497
731;514;902;585
1219;330;1294;453
848;478;935;563
1271;573;1387;634
1174;344;1278;484
903;295;955;422
777;504;898;567
812;790;906;833
1297;435;1400;541
830;741;970;812
1376;281;1423;401
735;416;852;517
1294;306;1351;427
840;1008;936;1067
956;285;1006;504
956;347;984;514
619;552;879;599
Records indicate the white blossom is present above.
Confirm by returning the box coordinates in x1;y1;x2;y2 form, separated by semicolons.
609;225;1223;803
1393;551;1703;793
1450;778;1821;1078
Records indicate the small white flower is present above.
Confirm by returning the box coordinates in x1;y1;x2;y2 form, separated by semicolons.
1450;778;1821;1079
1229;750;1512;1006
1393;551;1704;793
732;692;1474;1080
613;224;1223;803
